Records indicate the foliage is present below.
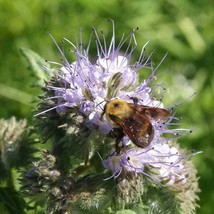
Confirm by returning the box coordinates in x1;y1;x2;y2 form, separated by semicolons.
0;0;213;213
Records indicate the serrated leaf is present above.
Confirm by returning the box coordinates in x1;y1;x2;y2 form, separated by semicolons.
20;47;51;86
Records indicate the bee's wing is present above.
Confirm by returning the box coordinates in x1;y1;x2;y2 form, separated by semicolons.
113;112;154;148
129;103;170;121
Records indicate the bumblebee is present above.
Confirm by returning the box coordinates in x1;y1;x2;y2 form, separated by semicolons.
103;98;170;153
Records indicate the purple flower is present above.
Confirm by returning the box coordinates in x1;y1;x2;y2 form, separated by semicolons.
38;23;158;134
102;140;200;186
38;21;199;188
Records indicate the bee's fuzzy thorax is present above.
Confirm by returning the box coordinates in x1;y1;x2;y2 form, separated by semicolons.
105;99;132;120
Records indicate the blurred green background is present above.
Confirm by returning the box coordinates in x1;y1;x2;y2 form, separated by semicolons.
0;0;213;213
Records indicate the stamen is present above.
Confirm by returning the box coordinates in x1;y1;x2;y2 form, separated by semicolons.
166;92;196;110
48;33;71;69
138;41;150;64
153;53;168;73
107;19;115;56
123;28;138;58
92;27;106;58
101;30;107;56
45;60;64;67
34;104;65;117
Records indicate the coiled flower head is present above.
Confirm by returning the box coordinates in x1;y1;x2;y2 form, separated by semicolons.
33;20;200;213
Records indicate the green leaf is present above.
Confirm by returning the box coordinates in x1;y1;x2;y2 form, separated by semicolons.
0;187;26;214
20;48;51;86
116;209;137;214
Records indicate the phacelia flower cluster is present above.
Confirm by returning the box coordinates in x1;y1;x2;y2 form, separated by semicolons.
37;20;198;188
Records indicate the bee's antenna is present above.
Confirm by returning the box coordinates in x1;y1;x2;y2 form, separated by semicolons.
95;99;107;109
127;95;139;105
96;99;108;119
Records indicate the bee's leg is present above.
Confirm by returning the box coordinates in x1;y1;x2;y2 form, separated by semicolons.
115;138;121;154
115;132;125;154
108;128;124;155
109;150;117;156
